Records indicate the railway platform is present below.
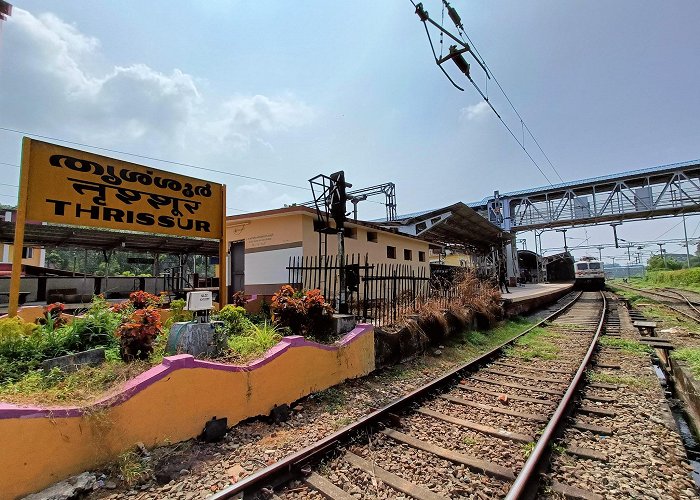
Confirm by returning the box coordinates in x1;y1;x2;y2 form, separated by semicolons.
502;282;574;316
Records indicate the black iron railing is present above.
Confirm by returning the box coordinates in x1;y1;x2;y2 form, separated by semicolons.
287;254;458;327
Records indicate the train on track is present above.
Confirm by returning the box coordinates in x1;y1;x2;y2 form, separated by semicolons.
574;257;605;290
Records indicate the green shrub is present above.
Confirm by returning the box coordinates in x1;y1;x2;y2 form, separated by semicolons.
216;305;254;337
64;297;121;352
228;322;282;359
0;317;39;359
166;299;193;327
644;267;700;288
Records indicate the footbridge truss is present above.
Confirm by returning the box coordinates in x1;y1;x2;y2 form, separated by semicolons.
471;159;700;232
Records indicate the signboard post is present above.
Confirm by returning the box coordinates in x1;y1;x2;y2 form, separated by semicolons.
8;138;31;317
8;138;227;315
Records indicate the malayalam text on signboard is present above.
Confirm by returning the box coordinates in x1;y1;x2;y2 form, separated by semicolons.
23;139;223;239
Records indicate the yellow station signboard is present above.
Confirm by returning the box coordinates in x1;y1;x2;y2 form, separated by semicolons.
24;139;223;239
8;138;228;316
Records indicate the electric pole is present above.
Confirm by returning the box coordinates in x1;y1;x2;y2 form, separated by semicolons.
656;243;666;268
556;229;568;254
683;214;691;268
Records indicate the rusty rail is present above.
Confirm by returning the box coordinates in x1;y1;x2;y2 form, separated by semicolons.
614;283;700;323
506;290;607;499
209;291;583;499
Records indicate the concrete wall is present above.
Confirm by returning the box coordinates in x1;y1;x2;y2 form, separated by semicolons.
0;325;375;499
0;276;164;303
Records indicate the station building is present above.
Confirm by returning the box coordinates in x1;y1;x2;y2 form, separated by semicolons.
226;202;510;297
0;208;45;273
226;206;433;296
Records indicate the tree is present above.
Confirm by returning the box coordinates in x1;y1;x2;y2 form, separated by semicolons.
647;254;682;271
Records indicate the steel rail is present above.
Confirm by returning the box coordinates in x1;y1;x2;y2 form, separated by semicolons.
209;291;583;500
506;290;607;500
668;289;700;318
614;283;700;323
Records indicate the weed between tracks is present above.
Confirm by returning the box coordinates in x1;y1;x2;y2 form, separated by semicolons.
599;337;652;356
506;326;560;361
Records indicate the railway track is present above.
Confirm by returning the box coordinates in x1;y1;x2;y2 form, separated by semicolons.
210;291;608;500
614;283;700;323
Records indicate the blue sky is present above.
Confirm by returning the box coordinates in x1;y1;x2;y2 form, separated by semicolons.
1;1;699;263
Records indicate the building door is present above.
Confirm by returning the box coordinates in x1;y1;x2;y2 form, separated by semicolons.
230;240;245;293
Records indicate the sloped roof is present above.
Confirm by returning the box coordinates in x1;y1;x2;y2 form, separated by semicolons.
0;221;219;255
382;202;508;251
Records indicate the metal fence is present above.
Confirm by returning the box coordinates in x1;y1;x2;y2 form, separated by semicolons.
287;254;458;326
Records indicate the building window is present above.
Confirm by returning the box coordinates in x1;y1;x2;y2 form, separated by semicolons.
344;227;357;239
418;251;426;262
21;247;33;259
367;231;378;243
387;246;396;259
404;249;412;261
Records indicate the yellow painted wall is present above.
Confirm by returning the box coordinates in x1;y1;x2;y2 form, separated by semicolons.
0;328;375;499
432;252;477;268
300;215;430;272
0;243;43;267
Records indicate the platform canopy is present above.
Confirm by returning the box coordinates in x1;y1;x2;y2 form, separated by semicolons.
381;202;510;252
0;220;219;255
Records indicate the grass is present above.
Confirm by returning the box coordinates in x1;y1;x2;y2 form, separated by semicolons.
641;305;698;330
0;361;151;405
598;337;652;356
314;387;346;414
117;449;151;486
332;415;353;429
506;327;560;361
522;442;535;458
227;322;282;361
672;348;700;378
608;285;654;306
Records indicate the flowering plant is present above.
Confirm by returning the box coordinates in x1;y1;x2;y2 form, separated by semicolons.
40;302;67;328
44;302;65;318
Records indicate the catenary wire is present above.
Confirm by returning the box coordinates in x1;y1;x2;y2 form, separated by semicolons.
0;125;310;191
450;13;565;183
0;127;388;212
410;0;555;186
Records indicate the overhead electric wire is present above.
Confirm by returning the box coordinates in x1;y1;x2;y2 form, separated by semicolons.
0;125;310;191
454;24;564;183
410;0;561;186
0;126;389;215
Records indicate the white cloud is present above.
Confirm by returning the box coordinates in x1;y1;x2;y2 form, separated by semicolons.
1;8;315;155
459;101;490;122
